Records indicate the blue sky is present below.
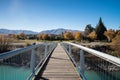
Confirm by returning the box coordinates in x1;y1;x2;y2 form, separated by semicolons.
0;0;120;32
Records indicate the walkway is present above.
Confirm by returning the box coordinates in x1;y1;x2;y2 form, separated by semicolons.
41;43;81;80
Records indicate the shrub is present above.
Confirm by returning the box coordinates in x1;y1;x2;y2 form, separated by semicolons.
0;36;11;53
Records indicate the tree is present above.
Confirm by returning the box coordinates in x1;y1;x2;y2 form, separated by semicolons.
37;34;42;40
88;31;97;41
60;32;64;41
111;31;120;57
74;32;82;41
95;17;107;40
84;24;94;35
41;34;49;40
48;34;55;40
104;29;116;42
19;32;26;40
12;34;18;39
64;32;73;40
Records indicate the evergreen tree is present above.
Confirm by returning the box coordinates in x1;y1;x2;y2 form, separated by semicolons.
95;17;107;40
84;24;94;35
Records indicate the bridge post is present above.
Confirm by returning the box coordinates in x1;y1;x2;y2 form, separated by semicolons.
30;48;35;76
80;50;85;74
45;43;48;57
69;45;71;55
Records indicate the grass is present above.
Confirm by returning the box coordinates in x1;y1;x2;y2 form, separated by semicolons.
12;39;39;44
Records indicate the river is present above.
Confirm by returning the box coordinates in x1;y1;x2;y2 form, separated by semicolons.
85;70;120;80
0;65;30;80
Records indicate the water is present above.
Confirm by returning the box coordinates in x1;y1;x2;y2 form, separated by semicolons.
0;65;30;80
85;70;101;80
84;70;120;80
0;65;120;80
76;67;120;80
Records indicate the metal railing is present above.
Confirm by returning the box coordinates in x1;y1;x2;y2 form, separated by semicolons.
61;42;120;80
0;42;57;80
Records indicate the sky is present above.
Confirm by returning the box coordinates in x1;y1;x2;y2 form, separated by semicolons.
0;0;120;32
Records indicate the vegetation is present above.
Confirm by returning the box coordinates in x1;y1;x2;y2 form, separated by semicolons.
95;17;107;40
64;32;74;40
104;29;116;42
88;31;97;41
0;35;12;53
84;24;94;35
110;30;120;57
74;32;82;41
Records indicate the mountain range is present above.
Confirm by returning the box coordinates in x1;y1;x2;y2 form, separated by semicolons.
40;28;80;35
0;29;38;34
0;28;81;35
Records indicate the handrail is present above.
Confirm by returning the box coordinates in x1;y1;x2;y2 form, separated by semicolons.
0;43;44;60
61;43;87;80
63;42;120;67
27;43;57;80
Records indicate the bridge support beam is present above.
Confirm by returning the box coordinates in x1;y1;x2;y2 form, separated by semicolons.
80;50;85;75
30;48;35;77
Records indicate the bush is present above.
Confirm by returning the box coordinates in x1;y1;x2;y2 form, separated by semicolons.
111;31;120;57
0;37;11;53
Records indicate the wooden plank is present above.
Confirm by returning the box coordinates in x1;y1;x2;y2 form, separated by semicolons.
41;43;81;80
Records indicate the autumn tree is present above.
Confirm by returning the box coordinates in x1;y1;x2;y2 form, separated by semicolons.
12;34;18;39
64;32;73;40
74;32;82;41
88;31;97;41
84;24;94;35
95;17;107;40
37;34;42;40
19;32;26;40
111;31;120;57
104;29;116;42
41;34;49;40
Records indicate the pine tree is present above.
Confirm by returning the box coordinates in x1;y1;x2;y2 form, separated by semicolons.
95;17;107;40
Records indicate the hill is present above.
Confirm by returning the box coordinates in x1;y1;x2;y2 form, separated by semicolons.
0;28;82;35
0;29;38;34
39;28;81;35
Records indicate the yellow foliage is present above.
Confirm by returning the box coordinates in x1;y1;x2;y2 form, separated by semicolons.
74;32;82;41
41;34;49;40
19;32;26;39
111;31;120;57
104;29;116;42
88;31;97;40
64;32;73;40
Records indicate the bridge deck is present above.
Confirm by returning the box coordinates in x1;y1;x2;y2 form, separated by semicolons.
41;43;81;80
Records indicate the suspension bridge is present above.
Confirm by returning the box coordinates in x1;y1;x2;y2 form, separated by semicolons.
0;42;120;80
